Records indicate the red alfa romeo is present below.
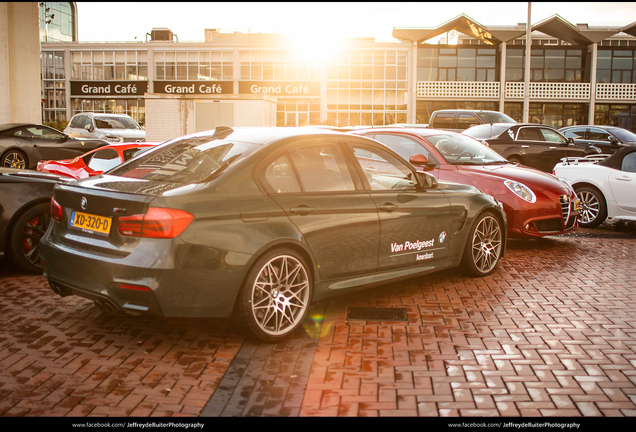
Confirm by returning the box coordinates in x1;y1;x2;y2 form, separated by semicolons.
352;128;580;238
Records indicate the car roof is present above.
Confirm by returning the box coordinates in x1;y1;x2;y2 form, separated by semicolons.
599;145;636;169
166;126;356;147
351;127;462;137
0;123;37;132
433;109;500;113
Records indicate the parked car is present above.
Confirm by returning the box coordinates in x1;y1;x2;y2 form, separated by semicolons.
40;127;506;342
559;125;636;154
1;123;109;169
428;109;516;132
37;142;158;179
553;146;636;227
462;123;601;172
0;168;71;273
352;128;580;239
64;113;146;143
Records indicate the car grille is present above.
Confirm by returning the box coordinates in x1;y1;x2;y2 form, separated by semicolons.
560;195;571;224
535;218;562;233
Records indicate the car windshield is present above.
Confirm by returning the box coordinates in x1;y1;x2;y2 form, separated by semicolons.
424;134;508;165
608;128;636;142
475;112;516;124
108;137;256;184
94;116;142;130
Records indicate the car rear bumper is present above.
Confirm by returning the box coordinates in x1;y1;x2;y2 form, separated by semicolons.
39;234;246;318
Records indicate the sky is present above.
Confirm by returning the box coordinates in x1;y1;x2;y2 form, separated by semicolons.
75;2;636;43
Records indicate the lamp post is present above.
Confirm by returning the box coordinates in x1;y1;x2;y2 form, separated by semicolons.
523;2;531;123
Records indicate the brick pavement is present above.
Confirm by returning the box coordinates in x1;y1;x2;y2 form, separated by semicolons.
1;225;635;418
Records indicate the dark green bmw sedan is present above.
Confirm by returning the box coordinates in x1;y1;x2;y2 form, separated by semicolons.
39;127;506;342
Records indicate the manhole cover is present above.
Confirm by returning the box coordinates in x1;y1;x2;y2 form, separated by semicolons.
347;307;408;322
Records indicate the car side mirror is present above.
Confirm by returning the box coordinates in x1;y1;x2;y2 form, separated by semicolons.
416;171;438;190
85;124;94;132
609;136;619;144
409;153;437;171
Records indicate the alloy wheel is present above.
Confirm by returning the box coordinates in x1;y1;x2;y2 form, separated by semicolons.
578;190;600;225
470;215;502;274
250;254;310;337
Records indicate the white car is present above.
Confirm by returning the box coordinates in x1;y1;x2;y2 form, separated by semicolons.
553;146;636;227
64;113;145;143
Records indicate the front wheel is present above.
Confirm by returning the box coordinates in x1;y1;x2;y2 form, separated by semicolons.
460;212;503;277
234;249;312;342
575;186;607;228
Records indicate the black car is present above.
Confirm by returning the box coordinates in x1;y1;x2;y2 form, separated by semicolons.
40;127;507;342
0;168;71;273
559;125;636;154
462;123;600;172
0;123;109;169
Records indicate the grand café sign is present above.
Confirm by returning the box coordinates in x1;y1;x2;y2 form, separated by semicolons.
71;81;148;96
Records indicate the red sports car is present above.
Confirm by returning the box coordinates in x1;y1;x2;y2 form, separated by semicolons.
36;142;157;179
352;128;580;238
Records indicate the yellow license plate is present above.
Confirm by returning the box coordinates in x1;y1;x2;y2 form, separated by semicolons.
573;200;581;211
70;210;112;235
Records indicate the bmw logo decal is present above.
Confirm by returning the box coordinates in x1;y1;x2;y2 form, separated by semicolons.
439;231;447;244
80;197;87;210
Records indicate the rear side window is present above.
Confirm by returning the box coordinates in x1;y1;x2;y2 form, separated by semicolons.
621;153;636;173
475;112;516;124
456;114;480;130
561;127;586;139
518;127;543;141
432;113;454;129
70;115;86;128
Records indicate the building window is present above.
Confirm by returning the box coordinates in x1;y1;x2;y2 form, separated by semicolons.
504;102;587;128
41;51;67;123
596;49;636;83
71;51;148;81
327;50;409;126
239;50;319;80
505;48;584;83
154;51;232;81
594;104;636;132
418;47;497;82
276;100;320;127
39;2;75;42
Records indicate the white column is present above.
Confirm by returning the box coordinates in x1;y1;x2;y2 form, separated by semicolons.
499;42;507;113
523;2;531;123
411;41;418;124
588;43;598;125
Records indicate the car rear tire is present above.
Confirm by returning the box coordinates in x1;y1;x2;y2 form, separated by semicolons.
2;149;28;169
8;202;50;273
575;186;607;228
460;212;503;277
234;249;312;342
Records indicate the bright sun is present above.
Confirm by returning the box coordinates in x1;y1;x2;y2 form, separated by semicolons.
286;31;348;65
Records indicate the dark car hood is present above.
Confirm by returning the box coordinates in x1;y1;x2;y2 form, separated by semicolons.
456;163;566;192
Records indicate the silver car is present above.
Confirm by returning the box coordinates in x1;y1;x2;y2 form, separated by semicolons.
64;113;145;143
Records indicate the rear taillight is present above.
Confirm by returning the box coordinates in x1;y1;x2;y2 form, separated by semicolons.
51;197;63;222
482;140;490;147
117;207;193;238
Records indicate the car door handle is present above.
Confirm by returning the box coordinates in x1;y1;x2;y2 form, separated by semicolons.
549;147;557;150
379;203;398;212
521;145;529;148
290;205;315;216
33;144;40;148
615;176;632;181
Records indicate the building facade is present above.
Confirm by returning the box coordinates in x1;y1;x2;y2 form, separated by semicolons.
40;14;636;137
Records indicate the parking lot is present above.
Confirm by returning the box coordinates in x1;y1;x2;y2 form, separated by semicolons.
0;220;635;418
